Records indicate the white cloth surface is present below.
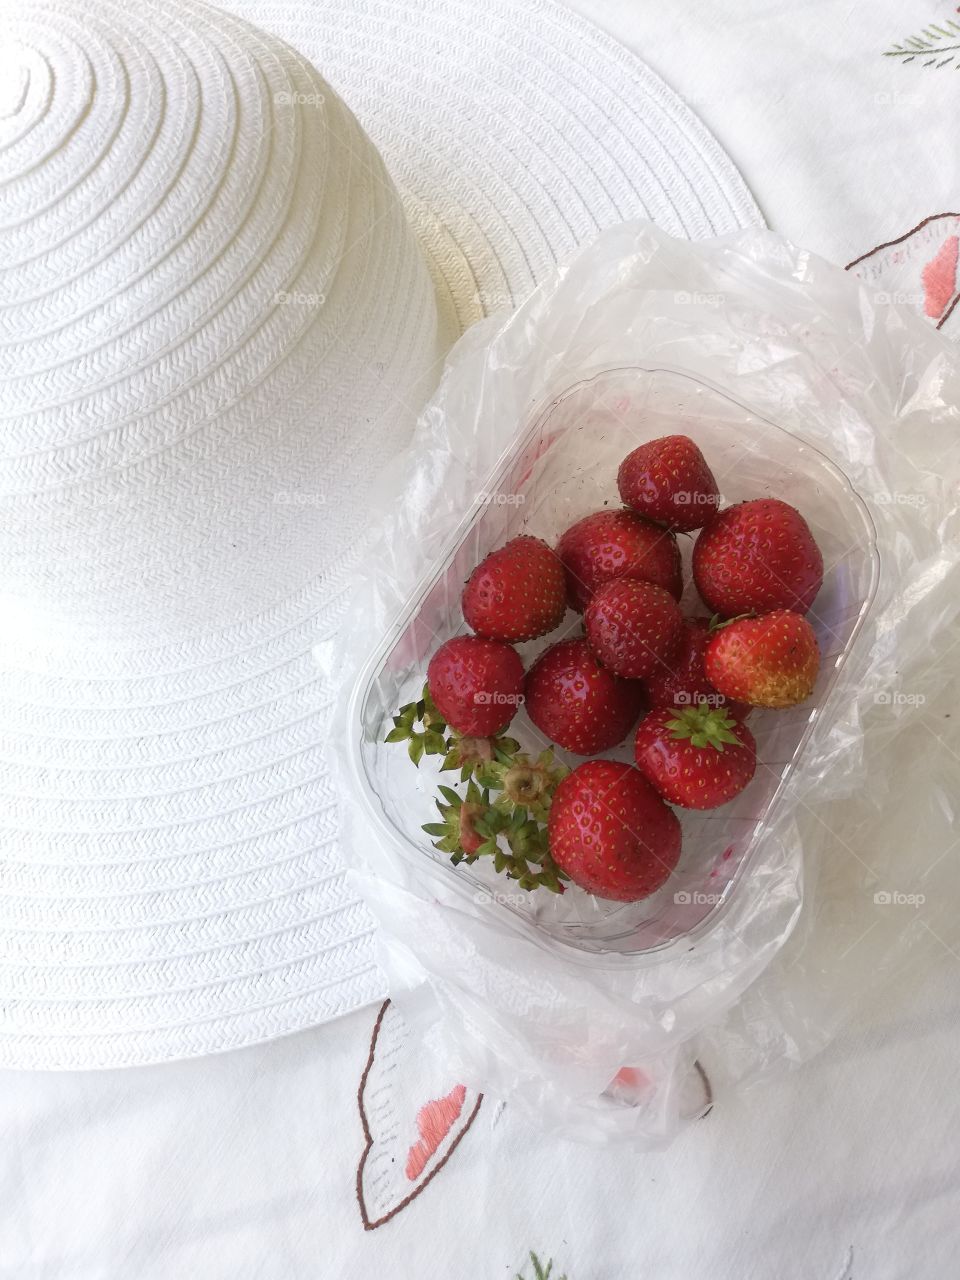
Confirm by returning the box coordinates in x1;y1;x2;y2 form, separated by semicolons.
4;0;960;1275
4;954;960;1279
575;0;957;269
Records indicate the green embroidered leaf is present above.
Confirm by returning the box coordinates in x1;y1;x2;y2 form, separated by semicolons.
884;17;960;65
514;1253;567;1280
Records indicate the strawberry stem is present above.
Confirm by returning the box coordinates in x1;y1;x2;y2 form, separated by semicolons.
709;611;755;632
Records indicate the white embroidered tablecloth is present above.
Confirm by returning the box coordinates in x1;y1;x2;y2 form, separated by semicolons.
4;2;960;1277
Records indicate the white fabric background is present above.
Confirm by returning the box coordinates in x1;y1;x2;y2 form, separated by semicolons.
4;962;960;1278
577;0;956;269
4;1;960;1276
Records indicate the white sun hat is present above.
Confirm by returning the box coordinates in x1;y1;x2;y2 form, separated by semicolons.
0;0;761;1069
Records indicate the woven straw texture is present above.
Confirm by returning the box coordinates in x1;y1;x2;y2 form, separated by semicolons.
0;0;761;1069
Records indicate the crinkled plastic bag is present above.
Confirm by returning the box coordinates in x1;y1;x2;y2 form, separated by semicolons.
327;221;960;1145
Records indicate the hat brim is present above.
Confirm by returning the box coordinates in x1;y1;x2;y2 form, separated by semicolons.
240;0;762;336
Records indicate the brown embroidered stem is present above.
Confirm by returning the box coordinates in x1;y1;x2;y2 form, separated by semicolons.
845;212;960;270
936;288;960;329
694;1058;714;1118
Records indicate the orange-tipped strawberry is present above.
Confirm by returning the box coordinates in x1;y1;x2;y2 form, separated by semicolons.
704;610;820;709
617;434;720;531
462;535;566;642
634;706;756;809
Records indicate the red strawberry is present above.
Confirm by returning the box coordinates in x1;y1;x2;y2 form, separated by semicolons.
584;578;683;680
557;509;682;613
548;760;682;902
462;535;566;642
617;434;720;531
524;637;646;755
634;706;756;810
644;617;730;712
427;636;524;736
692;498;823;617
704;610;820;708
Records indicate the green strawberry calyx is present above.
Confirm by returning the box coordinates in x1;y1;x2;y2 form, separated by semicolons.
477;749;569;822
389;688;569;892
422;780;497;862
383;683;522;777
665;707;743;752
422;782;567;892
384;683;449;766
440;730;521;781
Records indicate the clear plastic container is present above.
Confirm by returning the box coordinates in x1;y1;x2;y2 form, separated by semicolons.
346;366;880;959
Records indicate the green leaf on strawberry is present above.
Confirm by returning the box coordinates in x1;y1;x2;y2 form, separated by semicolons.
477;748;569;821
422;779;495;860
385;683;450;766
634;705;757;810
390;681;570;892
664;707;744;752
440;730;522;781
421;773;569;893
